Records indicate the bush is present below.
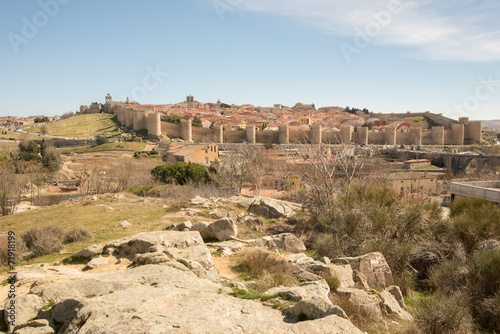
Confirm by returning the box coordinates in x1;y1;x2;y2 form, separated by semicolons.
63;227;91;244
0;235;27;267
151;162;211;185
21;225;64;256
233;248;297;288
451;198;500;254
469;249;500;331
95;135;108;145
30;235;63;256
126;185;160;197
413;293;474;334
323;274;340;292
428;260;469;295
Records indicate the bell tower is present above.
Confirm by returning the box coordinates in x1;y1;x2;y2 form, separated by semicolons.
105;93;112;104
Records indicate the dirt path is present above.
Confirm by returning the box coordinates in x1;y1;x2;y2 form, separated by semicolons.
213;256;240;281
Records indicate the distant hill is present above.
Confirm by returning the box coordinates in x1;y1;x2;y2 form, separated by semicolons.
482;120;500;130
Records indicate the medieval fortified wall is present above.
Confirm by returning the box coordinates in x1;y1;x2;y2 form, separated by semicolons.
79;101;482;146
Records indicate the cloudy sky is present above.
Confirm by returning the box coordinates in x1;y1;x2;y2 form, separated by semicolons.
1;0;499;119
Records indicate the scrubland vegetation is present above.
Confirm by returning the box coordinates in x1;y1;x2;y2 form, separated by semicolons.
287;187;500;333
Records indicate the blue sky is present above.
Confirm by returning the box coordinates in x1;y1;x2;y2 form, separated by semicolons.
1;0;499;120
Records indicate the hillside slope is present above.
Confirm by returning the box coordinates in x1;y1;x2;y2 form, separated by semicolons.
26;114;120;139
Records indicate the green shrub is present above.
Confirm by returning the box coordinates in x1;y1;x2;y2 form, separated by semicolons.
63;227;91;244
151;162;211;185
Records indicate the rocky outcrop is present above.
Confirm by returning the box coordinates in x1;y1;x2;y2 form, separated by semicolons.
86;256;109;269
103;231;219;281
335;287;413;322
255;233;307;253
240;214;263;231
248;198;297;219
286;253;355;288
335;252;393;288
19;263;363;334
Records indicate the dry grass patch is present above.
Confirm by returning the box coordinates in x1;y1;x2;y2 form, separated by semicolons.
232;248;297;288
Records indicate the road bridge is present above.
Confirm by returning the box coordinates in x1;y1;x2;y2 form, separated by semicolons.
441;153;500;173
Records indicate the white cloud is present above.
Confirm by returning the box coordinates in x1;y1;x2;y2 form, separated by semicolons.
226;0;500;62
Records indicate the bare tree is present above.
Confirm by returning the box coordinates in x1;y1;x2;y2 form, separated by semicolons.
248;146;271;195
40;124;48;136
0;165;24;216
287;143;376;211
211;144;256;193
287;144;338;210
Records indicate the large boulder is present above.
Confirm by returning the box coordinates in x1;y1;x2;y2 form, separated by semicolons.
12;319;54;334
209;218;238;241
209;208;228;219
248;198;296;219
255;233;306;253
192;219;238;242
269;281;348;320
286;253;355;288
4;294;44;331
86;256;109;269
336;287;384;320
378;290;413;321
191;221;212;239
336;286;413;322
240;214;264;231
335;252;393;288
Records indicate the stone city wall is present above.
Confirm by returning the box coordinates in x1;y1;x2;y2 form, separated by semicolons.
103;105;482;145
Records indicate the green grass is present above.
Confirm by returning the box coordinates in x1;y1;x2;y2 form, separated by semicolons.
0;193;169;268
229;287;278;301
59;142;146;154
25;114;120;139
